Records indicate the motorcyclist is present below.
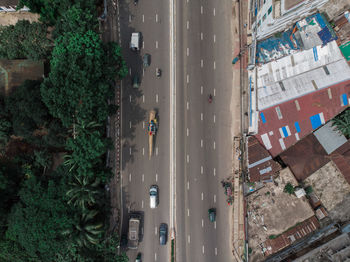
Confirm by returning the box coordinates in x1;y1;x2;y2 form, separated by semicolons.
208;94;213;103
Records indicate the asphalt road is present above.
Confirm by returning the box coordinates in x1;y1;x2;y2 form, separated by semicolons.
119;0;235;261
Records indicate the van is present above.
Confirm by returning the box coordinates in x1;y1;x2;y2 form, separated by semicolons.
150;185;158;208
130;32;141;51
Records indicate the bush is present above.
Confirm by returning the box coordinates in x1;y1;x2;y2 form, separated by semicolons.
305;186;313;195
284;182;295;195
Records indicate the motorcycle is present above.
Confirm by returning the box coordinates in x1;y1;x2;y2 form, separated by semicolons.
208;94;213;103
134;0;138;6
156;68;162;78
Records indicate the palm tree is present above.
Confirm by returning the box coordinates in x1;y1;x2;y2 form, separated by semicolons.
62;210;104;247
332;109;350;138
66;175;102;211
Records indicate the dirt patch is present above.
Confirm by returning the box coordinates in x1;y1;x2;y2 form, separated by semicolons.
304;161;350;222
0;11;39;26
247;167;314;262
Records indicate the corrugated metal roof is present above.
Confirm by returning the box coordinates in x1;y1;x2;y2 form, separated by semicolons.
279;133;329;181
257;40;350;110
247;136;282;182
330;140;350;184
314;121;347;154
256;79;350;157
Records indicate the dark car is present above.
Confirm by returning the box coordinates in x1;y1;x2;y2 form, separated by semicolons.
133;75;139;88
143;53;151;67
159;223;168;245
135;252;141;262
208;208;216;222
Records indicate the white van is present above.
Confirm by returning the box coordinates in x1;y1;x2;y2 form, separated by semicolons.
130;32;141;51
150;185;158;209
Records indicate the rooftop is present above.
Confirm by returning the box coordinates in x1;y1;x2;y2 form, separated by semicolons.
247;136;282;182
313;121;347;154
255;78;350;157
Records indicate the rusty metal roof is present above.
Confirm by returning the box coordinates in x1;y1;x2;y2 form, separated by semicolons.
247;136;282;182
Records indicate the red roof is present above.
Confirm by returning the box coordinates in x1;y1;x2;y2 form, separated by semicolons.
329;140;350;184
256;79;350;157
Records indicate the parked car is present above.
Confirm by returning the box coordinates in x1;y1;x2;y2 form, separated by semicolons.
208;208;216;222
150;185;158;209
133;75;139;88
159;223;168;245
143;53;151;67
135;252;142;262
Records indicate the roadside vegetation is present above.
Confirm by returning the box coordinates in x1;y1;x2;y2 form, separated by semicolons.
0;0;128;261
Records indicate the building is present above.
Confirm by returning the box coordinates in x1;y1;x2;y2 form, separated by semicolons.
0;0;28;12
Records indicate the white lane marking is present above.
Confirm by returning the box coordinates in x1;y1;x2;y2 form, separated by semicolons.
202;245;205;254
143;147;145;155
187;154;189;163
201;192;204;200
214;168;216;176
156;147;158;156
187;20;189;29
200;32;203;40
187;47;189;56
129;147;132;155
129;15;131;22
156;13;158;22
187;128;189;136
214;88;216;96
213;141;216;150
201;166;203;174
187;74;189;83
213;61;216;70
201;5;203;14
213;114;216;123
142;14;144;22
142;41;145;49
202;219;204;228
155;253;157;261
214;34;216;43
201;85;203;94
187;0;189;2
215;248;217;256
143;95;145;103
201;139;203;148
143;68;145;76
142;173;144;182
129;95;132;102
129;67;131;76
187;101;189;110
201;59;203;68
214;194;216;203
214;221;217;229
187;181;189;190
156;94;159;103
155;226;157;235
188;235;191;243
142;200;144;208
156;41;158;48
143;121;145;129
213;8;216;16
129;173;131;182
201;113;203;121
187;209;190;216
156;173;158;182
129;121;132;129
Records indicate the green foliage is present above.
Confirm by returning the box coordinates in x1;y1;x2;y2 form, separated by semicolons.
0;20;51;60
305;186;313;195
6;80;49;138
5;175;74;261
269;234;277;239
248;247;252;254
333;109;350;138
66;175;102;211
40;31;110;127
284;182;295;195
33;149;52;170
103;42;128;81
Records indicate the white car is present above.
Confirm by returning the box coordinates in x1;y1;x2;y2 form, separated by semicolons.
150;185;158;209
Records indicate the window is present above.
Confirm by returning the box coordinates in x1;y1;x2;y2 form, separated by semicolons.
268;6;272;15
262;14;266;21
323;66;330;75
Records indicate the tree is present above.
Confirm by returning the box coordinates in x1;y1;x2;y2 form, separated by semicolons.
66;175;102;211
6;80;49;138
332;108;350;138
5;175;74;261
61;209;104;248
284;182;295;195
0;20;51;60
305;186;313;195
